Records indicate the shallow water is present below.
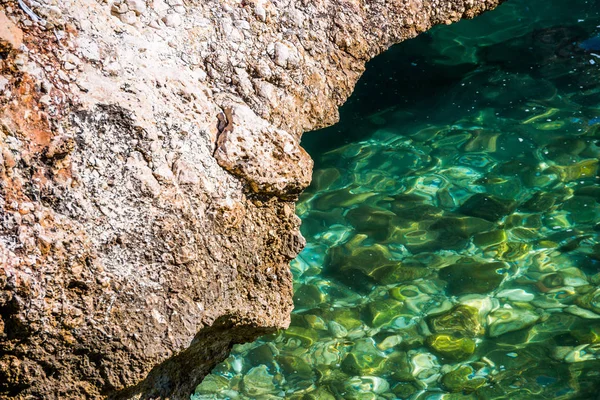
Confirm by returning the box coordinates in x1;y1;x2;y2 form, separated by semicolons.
194;0;600;398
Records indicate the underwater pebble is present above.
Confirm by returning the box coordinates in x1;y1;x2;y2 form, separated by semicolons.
496;289;535;302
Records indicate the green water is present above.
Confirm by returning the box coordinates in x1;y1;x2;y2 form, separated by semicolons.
195;0;600;398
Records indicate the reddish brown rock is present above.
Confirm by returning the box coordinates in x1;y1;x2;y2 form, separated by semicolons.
0;11;22;51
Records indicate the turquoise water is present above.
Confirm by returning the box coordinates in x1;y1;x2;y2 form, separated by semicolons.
195;0;600;398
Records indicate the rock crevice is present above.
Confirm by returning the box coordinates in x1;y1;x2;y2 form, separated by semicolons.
0;0;501;398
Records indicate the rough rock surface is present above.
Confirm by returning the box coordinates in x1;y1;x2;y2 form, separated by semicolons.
0;0;502;398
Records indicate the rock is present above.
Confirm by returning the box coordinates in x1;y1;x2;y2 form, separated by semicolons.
0;0;504;398
521;192;557;212
293;284;326;309
441;365;486;392
473;229;507;247
329;307;362;330
273;42;291;67
428;305;485;337
255;5;266;21
459;193;516;222
283;326;319;346
162;13;182;27
340;340;386;376
367;298;407;328
0;11;22;51
213;105;313;199
246;343;278;367
279;355;314;380
487;307;540;337
119;10;138;25
242;365;278;396
195;374;229;394
496;288;535;302
575;288;600;315
439;259;509;296
426;333;476;361
0;75;9;92
126;0;147;15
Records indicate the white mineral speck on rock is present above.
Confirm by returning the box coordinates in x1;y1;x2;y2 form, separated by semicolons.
255;5;266;21
119;11;138;25
273;42;289;67
126;0;147;15
0;76;8;92
77;38;101;62
235;20;250;30
173;5;186;14
112;2;129;14
64;61;76;70
162;13;182;27
151;0;169;13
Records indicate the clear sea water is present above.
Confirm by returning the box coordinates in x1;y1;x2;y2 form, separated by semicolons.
194;0;600;398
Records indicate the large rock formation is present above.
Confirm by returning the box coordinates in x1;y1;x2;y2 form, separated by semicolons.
0;0;502;398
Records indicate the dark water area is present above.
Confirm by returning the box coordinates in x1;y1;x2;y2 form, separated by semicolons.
195;0;600;398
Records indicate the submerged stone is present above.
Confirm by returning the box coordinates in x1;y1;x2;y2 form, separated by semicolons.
521;192;557;212
389;285;423;302
473;229;507;248
313;187;378;211
458;193;516;222
337;376;390;399
441;365;487;393
246;343;278;366
366;260;430;285
242;365;278;396
384;351;414;382
283;326;319;346
464;131;500;152
429;215;495;239
279;355;314;380
303;387;337;400
562;196;599;224
439;260;509;296
312;168;342;191
340;340;387;376
495;241;532;261
391;382;419;398
195;374;230;394
346;205;397;241
367;298;407;328
428;305;485;337
575;288;600;315
426;333;477;361
329;307;363;330
557;159;598;182
325;235;398;291
571;323;600;344
487;308;540;337
340;352;386;377
293;284;326;309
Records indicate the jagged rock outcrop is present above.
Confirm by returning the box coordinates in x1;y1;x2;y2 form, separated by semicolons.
0;0;502;398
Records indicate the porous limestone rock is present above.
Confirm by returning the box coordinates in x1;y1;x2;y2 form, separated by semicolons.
0;0;502;398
